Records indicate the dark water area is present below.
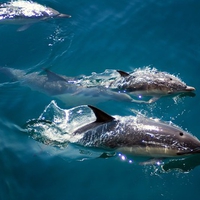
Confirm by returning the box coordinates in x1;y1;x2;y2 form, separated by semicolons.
0;0;200;199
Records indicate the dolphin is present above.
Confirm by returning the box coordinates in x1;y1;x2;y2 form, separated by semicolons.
0;0;71;31
0;67;132;106
109;68;195;103
72;105;200;157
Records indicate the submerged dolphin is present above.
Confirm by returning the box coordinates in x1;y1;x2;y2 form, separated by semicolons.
0;67;132;105
0;0;71;31
0;67;195;105
72;105;200;157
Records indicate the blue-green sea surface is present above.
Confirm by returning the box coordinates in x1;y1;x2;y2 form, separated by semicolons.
0;0;200;199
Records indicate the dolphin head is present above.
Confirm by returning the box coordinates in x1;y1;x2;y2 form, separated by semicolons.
162;73;195;94
163;126;200;156
122;117;200;157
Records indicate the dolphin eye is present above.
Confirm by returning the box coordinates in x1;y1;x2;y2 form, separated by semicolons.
169;78;172;81
179;132;184;136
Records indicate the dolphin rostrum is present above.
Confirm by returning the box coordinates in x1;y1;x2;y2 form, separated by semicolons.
72;105;200;157
0;67;195;105
0;0;71;31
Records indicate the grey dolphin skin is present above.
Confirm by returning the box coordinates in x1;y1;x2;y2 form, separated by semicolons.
0;0;71;31
72;105;200;157
0;67;195;105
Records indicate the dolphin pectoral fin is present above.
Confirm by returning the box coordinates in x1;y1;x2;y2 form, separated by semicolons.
116;70;130;77
17;24;32;31
148;96;160;103
131;98;149;103
139;158;164;166
88;105;115;123
131;96;160;104
131;97;154;104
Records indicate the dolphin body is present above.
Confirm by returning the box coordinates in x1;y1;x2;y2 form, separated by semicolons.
109;68;195;103
0;67;132;106
0;0;71;31
72;105;200;157
0;67;195;105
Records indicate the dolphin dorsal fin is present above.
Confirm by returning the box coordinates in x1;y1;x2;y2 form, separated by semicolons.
88;105;115;123
117;70;130;77
44;69;68;82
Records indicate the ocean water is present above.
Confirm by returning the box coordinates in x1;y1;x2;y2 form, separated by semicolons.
0;0;200;199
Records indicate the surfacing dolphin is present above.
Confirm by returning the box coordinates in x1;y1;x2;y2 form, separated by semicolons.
72;105;200;158
0;0;71;31
0;67;195;105
110;68;195;103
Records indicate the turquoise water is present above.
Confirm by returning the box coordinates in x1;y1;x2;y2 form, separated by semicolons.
0;0;200;199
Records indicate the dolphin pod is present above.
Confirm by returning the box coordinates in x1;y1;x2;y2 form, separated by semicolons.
0;0;71;31
0;67;195;105
0;1;198;162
